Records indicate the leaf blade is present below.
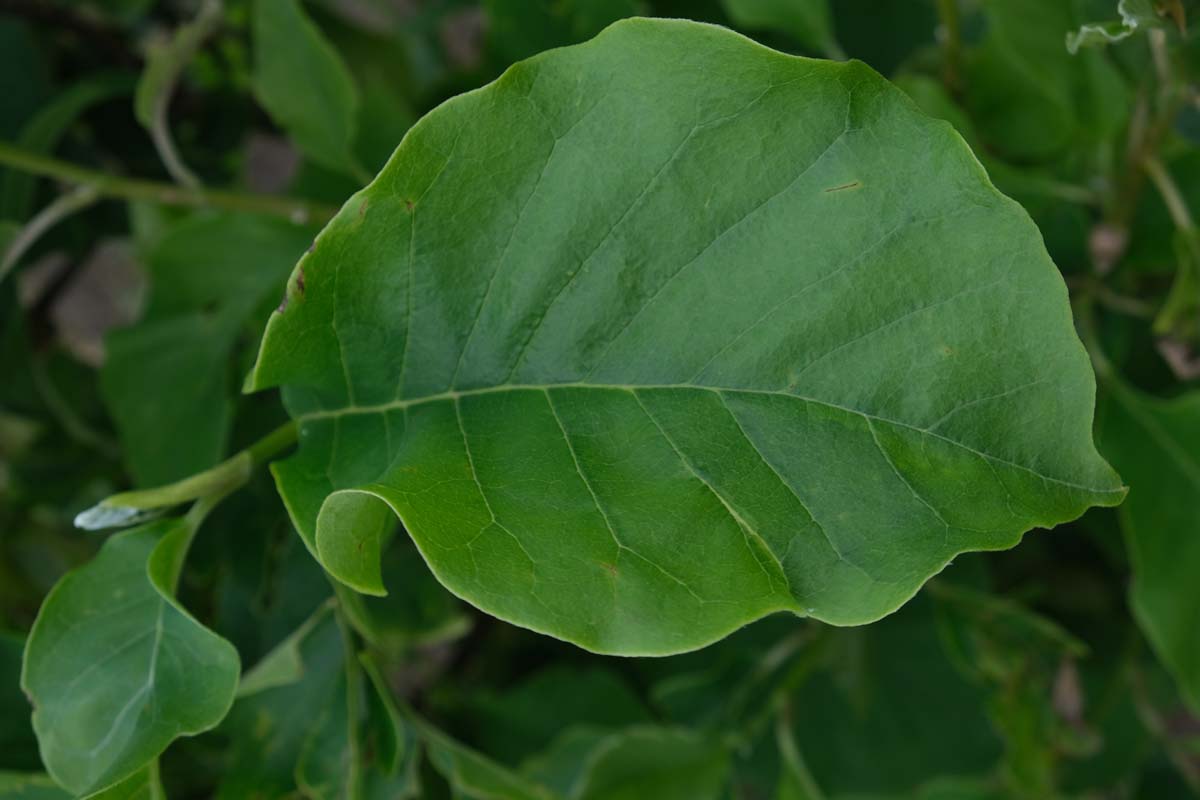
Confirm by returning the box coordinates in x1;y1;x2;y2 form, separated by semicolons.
250;18;1122;655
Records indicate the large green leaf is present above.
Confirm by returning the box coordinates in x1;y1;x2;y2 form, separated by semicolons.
20;520;239;796
249;18;1123;655
1097;381;1200;711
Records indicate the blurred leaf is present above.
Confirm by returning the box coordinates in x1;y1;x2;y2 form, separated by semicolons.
966;0;1131;162
0;773;70;800
252;0;365;179
250;17;1122;656
720;0;841;57
21;519;239;796
360;656;422;799
1097;379;1200;712
931;582;1092;793
100;212;312;486
415;712;556;800
85;765;164;800
218;605;344;799
444;665;650;765
788;595;1002;795
564;727;730;800
135;0;223;187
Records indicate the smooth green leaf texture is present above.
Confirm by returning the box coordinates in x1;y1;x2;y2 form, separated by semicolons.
252;0;363;178
249;18;1123;655
102;212;312;486
1097;381;1200;711
21;520;239;796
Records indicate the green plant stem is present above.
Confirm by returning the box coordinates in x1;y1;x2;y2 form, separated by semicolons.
0;183;99;284
75;420;298;529
247;419;300;466
936;0;962;92
1143;155;1196;233
0;140;339;224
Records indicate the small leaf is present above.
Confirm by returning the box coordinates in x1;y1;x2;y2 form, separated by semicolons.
20;520;239;796
252;0;364;179
1097;380;1200;711
250;18;1122;656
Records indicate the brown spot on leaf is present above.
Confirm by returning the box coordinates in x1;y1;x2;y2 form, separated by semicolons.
823;181;861;193
404;199;414;213
296;266;306;296
598;561;618;577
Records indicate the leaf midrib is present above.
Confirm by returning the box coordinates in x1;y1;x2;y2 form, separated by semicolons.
295;381;1119;495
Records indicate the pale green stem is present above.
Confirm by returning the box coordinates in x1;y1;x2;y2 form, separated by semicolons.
75;420;298;529
0;140;338;224
0;183;99;285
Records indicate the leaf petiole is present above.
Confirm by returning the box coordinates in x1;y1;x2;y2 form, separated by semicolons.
75;419;298;530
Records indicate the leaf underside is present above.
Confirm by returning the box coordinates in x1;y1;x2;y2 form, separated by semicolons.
249;18;1123;655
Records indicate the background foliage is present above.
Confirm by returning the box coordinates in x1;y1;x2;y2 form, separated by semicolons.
0;0;1198;797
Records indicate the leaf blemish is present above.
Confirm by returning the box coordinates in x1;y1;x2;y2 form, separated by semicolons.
295;265;306;296
824;180;861;193
404;199;414;212
598;561;618;577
